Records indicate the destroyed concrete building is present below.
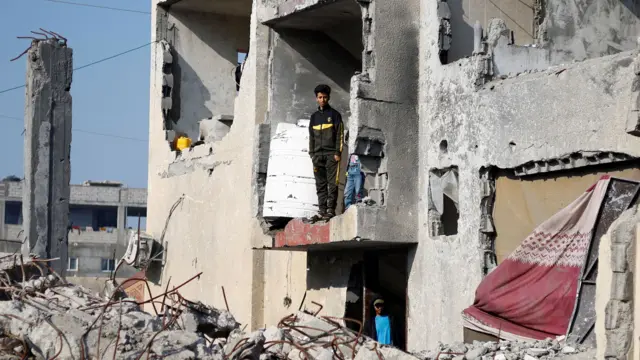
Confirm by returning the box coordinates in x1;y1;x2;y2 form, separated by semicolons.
0;180;146;294
145;0;640;356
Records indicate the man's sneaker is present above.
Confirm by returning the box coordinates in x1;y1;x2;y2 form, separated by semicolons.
323;211;335;220
308;212;326;222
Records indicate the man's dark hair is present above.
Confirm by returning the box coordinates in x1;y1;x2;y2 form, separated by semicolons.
314;84;331;96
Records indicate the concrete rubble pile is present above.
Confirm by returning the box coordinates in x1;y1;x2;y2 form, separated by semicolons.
0;260;237;359
0;257;597;360
0;255;417;360
416;339;595;360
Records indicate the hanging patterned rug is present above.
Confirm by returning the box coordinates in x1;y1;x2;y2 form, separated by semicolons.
462;176;612;341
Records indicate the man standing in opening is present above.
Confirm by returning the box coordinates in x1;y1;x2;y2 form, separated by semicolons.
309;84;344;220
365;297;398;347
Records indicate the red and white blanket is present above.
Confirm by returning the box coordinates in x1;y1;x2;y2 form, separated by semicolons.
462;176;611;341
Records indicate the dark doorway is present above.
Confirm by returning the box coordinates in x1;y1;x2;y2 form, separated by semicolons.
343;249;409;350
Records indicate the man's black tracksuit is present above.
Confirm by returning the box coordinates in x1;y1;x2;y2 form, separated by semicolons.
308;105;344;215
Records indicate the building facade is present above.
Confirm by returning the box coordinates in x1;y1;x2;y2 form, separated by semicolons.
0;179;147;293
146;0;640;353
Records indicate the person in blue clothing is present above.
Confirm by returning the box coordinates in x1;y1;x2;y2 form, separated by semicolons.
344;154;365;210
365;297;399;347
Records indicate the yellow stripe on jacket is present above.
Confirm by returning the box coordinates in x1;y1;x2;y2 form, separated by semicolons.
312;124;334;130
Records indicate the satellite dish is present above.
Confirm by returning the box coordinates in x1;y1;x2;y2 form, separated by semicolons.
123;231;139;265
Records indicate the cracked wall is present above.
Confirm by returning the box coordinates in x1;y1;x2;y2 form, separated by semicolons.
266;29;358;132
443;0;640;63
147;0;640;353
157;8;250;142
417;0;640;349
148;0;308;331
595;207;638;360
347;0;420;244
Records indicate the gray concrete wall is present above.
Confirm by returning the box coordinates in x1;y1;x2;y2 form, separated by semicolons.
445;0;640;63
539;0;640;61
595;208;637;360
347;0;420;242
0;180;144;291
305;251;362;318
66;229;137;288
447;0;535;62
266;29;358;130
147;0;640;353
417;0;640;350
149;0;308;330
167;10;250;140
1;181;146;207
0;239;21;253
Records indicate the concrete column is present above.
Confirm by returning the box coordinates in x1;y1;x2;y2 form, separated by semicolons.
22;39;73;278
0;200;5;241
117;189;128;250
0;183;6;240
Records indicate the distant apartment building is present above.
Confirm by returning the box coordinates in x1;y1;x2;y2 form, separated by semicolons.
0;178;147;293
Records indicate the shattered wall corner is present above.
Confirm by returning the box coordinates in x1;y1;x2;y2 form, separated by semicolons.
626;54;640;137
479;167;497;274
596;206;637;360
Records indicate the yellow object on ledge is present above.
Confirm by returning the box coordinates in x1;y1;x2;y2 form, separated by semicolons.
176;136;192;151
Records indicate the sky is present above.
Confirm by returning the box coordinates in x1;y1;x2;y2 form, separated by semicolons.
0;0;152;189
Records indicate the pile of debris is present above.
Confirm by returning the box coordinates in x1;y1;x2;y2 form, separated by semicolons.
0;254;596;360
0;256;240;359
416;339;595;360
0;254;413;360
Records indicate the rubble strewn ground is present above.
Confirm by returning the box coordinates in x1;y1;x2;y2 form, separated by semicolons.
0;254;595;359
415;339;595;360
0;255;413;359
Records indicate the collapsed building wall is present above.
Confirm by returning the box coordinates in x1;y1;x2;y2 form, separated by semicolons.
348;0;420;239
148;0;308;331
445;0;640;62
159;9;249;141
417;0;640;350
266;29;358;131
148;0;640;353
595;207;638;360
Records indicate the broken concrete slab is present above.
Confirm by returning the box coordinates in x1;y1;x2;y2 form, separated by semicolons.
178;300;239;338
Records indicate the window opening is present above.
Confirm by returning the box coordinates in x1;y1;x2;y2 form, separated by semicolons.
429;167;459;236
68;257;78;271
236;50;248;92
4;201;22;225
125;207;147;231
101;258;115;272
69;205;118;231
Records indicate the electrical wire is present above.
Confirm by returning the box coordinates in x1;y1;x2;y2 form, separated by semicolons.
43;0;150;14
0;41;156;95
74;41;155;71
0;114;147;142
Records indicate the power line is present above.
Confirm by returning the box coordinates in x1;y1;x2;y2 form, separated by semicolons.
74;42;154;71
43;0;150;14
0;84;26;95
0;41;156;95
0;115;148;142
